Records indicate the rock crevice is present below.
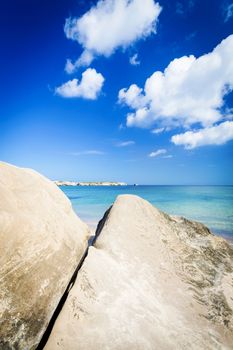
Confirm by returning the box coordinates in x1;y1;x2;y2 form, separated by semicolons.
1;163;233;350
44;194;233;350
0;162;90;349
37;207;112;349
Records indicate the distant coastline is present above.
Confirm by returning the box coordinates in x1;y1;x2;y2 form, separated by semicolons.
54;180;128;187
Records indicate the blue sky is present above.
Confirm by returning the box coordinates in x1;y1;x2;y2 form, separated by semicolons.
1;0;233;184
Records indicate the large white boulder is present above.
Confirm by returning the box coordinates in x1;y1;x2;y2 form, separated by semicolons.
0;162;90;349
45;194;233;350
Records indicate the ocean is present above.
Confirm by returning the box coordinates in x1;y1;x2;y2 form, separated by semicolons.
61;185;233;240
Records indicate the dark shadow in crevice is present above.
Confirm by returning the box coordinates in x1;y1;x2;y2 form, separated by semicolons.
36;206;112;350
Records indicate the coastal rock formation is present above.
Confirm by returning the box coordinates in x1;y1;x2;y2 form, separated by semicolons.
54;180;127;186
45;194;233;350
0;162;90;349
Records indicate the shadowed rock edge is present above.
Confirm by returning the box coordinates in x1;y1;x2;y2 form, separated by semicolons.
36;206;112;350
0;162;90;350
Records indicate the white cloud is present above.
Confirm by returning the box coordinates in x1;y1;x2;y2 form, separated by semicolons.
117;140;135;147
224;3;233;22
129;53;140;66
64;0;162;71
151;127;165;134
118;35;233;136
171;121;233;149
65;52;94;73
148;149;167;157
56;68;104;99
65;59;76;74
118;84;146;109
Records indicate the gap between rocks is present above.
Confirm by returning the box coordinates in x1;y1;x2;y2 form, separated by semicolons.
36;206;112;350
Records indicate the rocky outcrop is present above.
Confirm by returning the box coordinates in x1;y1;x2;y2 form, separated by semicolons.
54;180;127;186
0;162;90;349
45;194;233;350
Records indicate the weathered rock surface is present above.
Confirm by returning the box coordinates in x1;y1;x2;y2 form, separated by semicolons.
45;194;233;350
0;162;90;349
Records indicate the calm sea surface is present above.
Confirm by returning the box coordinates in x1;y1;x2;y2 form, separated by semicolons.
61;186;233;239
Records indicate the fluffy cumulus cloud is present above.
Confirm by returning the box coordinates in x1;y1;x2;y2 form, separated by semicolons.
119;35;233;148
56;68;104;99
172;121;233;149
118;84;147;109
148;149;167;157
64;0;162;71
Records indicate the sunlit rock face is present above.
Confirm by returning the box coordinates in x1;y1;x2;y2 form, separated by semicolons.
0;162;90;350
45;194;233;350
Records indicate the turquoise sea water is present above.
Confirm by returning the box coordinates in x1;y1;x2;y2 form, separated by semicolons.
61;186;233;240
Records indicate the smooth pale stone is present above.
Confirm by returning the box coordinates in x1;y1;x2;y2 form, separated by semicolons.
45;194;233;350
0;162;90;349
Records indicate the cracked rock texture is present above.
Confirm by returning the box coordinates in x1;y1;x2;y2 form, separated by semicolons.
0;162;90;349
45;194;233;350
